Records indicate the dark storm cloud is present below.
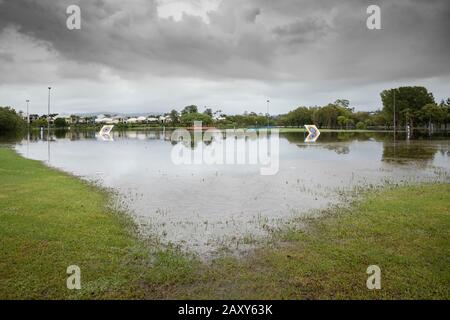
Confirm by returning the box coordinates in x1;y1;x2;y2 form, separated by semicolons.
273;18;330;44
0;0;449;114
243;7;261;23
1;0;449;82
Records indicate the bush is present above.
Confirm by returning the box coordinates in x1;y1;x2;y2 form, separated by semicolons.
356;121;366;130
0;107;25;134
180;112;213;126
33;118;48;127
54;118;68;128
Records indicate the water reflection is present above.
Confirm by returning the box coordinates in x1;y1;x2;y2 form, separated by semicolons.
382;142;437;166
12;129;450;256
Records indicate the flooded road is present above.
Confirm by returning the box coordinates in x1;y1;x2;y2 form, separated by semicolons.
14;130;450;256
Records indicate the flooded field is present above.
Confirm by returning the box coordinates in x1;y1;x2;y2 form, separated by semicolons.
14;130;450;257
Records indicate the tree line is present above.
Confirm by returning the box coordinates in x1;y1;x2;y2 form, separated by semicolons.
276;87;449;130
170;86;449;130
1;86;449;134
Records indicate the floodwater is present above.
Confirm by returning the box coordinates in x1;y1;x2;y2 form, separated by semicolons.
14;129;450;257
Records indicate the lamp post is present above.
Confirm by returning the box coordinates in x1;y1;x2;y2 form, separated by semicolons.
266;99;270;128
393;90;396;134
47;87;51;133
26;99;30;157
26;99;30;125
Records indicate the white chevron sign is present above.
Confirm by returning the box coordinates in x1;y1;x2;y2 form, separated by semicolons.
98;125;114;141
304;125;321;142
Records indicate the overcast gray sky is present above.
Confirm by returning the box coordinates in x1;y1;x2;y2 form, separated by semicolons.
0;0;449;115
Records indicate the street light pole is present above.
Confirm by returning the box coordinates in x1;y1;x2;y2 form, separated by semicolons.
266;99;270;128
26;99;30;125
47;87;51;132
393;90;396;134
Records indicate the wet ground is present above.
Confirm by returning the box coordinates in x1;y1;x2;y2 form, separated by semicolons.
14;129;450;257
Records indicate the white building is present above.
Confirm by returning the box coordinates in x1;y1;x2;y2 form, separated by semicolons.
159;115;172;123
54;115;72;123
113;115;126;123
95;117;115;124
146;117;159;123
126;117;138;124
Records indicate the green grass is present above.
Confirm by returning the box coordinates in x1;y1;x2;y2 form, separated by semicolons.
0;147;448;299
180;184;450;299
0;147;196;299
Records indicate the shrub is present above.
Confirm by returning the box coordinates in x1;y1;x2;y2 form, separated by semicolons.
180;112;213;126
33;118;48;127
356;121;366;130
54;118;68;128
0;106;25;134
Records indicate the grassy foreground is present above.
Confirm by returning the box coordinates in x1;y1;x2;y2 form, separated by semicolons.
0;147;449;299
0;147;195;299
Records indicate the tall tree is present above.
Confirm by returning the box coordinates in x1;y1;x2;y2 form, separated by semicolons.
169;109;179;124
419;103;446;129
283;106;313;127
380;86;434;128
334;99;351;110
313;104;340;128
181;105;198;115
203;108;213;117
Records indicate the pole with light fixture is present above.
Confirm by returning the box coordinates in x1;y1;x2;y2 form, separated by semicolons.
47;87;52;131
26;99;30;125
